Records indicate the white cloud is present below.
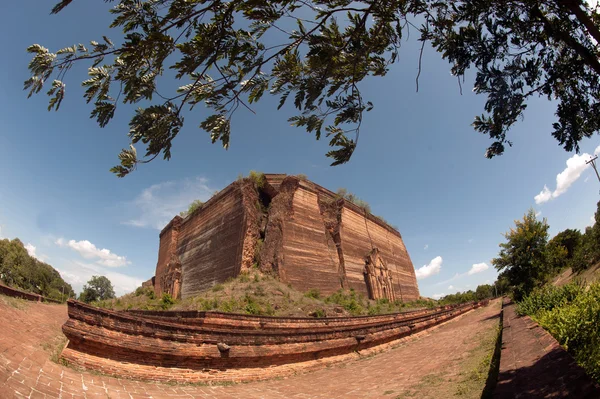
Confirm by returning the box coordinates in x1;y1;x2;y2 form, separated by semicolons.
448;285;454;290
424;244;429;250
468;262;489;275
535;148;600;204
415;256;443;280
535;210;542;217
25;243;37;258
56;260;143;297
56;238;130;267
534;185;552;204
432;293;446;300
24;243;49;262
122;177;216;230
0;225;3;238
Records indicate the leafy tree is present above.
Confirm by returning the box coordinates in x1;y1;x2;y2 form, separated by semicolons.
545;241;569;275
79;275;116;303
24;1;600;176
492;209;549;300
493;273;512;297
475;284;493;300
550;229;582;259
0;238;75;301
572;201;600;272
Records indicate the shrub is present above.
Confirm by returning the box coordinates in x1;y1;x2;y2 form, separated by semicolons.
325;289;366;316
135;286;155;299
160;293;175;309
180;199;204;217
534;283;600;381
516;282;584;316
248;170;265;189
244;294;261;315
304;288;321;299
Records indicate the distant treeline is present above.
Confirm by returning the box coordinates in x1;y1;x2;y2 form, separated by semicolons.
0;238;75;302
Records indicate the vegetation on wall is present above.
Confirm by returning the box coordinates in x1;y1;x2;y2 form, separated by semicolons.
336;188;371;213
0;238;75;301
179;199;205;217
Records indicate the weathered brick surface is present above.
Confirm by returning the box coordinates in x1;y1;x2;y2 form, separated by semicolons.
177;183;247;298
60;300;486;380
278;186;341;293
493;299;600;398
0;297;503;398
154;174;420;301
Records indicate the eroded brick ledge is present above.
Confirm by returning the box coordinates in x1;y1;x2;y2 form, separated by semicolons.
60;299;488;383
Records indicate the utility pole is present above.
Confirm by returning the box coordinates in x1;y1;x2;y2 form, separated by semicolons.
587;155;600;183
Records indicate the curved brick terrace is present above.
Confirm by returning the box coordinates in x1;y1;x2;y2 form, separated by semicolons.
1;299;501;398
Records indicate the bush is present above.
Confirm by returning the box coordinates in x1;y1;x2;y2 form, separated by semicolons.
325;289;366;316
135;286;155;299
248;170;266;189
160;293;175;309
534;283;600;381
516;282;584;316
304;288;321;299
180;199;204;217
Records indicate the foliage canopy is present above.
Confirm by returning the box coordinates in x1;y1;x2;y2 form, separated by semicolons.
25;0;600;176
492;208;549;299
79;275;116;303
0;238;75;301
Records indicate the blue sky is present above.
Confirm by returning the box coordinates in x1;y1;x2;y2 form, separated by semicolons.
1;2;599;298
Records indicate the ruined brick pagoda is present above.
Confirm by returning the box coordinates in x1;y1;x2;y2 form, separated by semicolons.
146;174;420;302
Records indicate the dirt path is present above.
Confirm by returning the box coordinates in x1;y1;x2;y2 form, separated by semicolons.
0;297;501;399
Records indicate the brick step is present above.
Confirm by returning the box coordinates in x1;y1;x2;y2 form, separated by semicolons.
61;301;487;376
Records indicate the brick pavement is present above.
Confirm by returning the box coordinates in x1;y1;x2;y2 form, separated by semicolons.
0;298;501;398
493;299;600;398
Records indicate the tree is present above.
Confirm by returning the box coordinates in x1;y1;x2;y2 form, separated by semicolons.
492;209;549;300
24;1;600;176
572;201;600;272
549;229;582;259
544;240;569;275
0;238;75;301
475;284;493;300
79;275;116;303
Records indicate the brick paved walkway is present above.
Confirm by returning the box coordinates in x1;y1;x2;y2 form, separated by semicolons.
493;299;600;398
0;298;501;399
